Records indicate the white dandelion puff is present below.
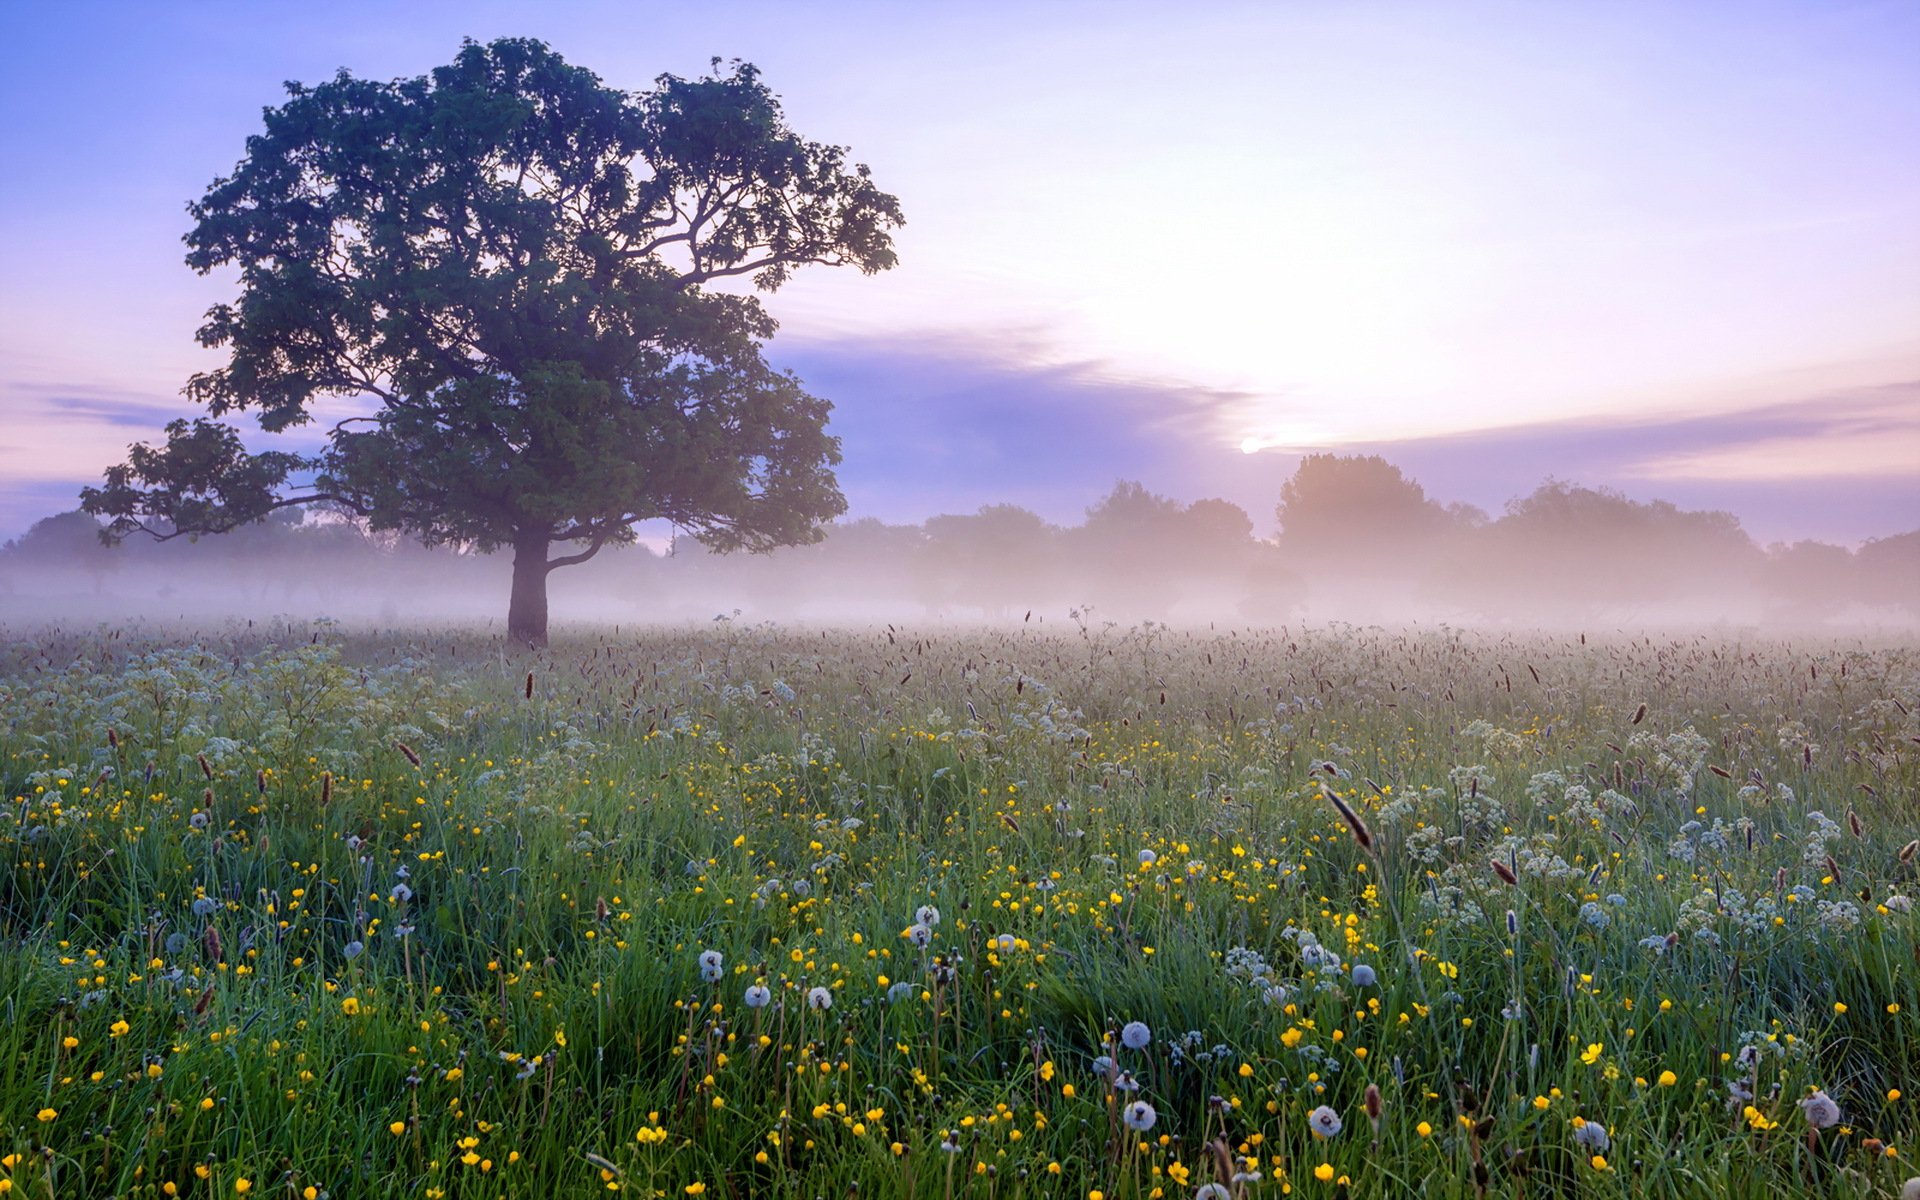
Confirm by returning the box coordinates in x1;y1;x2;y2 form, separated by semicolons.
1307;1105;1343;1138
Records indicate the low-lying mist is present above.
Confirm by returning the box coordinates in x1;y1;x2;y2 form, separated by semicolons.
4;461;1916;635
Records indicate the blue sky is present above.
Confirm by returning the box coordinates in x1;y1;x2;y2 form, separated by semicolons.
3;0;1917;544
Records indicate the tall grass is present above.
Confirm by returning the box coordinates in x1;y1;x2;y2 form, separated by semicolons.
0;619;1916;1198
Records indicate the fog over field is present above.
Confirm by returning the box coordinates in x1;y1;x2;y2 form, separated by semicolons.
4;459;1916;635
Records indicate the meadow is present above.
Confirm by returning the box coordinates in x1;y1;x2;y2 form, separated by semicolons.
1;618;1917;1199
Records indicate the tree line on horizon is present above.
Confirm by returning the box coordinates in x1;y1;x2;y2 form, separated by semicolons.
7;454;1916;627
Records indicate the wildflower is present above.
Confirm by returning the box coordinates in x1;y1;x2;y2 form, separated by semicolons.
697;950;724;983
1801;1090;1841;1129
341;997;361;1015
1307;1105;1342;1138
916;905;941;928
744;984;772;1008
1314;1163;1335;1182
1350;964;1376;987
1121;1021;1152;1050
807;986;833;1011
342;940;365;960
1658;1070;1678;1087
886;981;915;1004
903;923;932;948
390;883;413;904
1195;1185;1232;1200
1572;1119;1610;1153
1123;1100;1158;1132
36;1108;56;1122
193;896;220;917
1138;849;1158;866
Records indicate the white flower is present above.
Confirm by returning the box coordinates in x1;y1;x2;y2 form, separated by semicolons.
806;986;833;1011
1121;1021;1151;1050
916;904;941;928
1138;849;1158;866
1307;1105;1342;1138
1350;964;1377;987
904;923;932;948
991;933;1016;954
1572;1120;1610;1152
698;949;724;983
389;883;413;904
1123;1100;1157;1132
1900;1177;1920;1200
743;984;771;1008
1194;1185;1232;1200
887;981;916;1004
1801;1089;1841;1129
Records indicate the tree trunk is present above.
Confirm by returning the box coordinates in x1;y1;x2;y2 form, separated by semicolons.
507;531;550;648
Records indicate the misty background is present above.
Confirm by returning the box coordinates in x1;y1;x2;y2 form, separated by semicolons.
5;454;1915;631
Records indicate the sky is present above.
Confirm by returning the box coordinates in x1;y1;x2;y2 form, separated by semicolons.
2;0;1917;545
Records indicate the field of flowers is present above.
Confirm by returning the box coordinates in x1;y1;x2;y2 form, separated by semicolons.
2;619;1918;1199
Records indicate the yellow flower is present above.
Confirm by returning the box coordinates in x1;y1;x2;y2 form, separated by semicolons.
1315;1163;1335;1182
110;1020;131;1038
235;1181;253;1195
340;997;360;1016
1416;1122;1432;1137
1658;1070;1678;1087
684;1184;706;1196
390;1121;407;1136
1581;1043;1603;1065
36;1108;57;1122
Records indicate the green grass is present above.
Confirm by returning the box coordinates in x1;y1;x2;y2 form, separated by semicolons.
1;620;1917;1198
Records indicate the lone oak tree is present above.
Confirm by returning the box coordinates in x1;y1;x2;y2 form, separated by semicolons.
82;38;901;646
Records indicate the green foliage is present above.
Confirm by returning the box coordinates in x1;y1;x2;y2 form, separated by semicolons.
82;39;902;639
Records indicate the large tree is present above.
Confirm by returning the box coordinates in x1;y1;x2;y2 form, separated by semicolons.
82;38;902;645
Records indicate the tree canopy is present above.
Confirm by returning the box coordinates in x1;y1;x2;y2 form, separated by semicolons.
82;38;902;644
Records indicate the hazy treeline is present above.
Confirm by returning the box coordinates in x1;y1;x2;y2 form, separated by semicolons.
3;455;1916;629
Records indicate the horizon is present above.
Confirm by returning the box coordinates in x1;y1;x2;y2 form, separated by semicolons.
3;1;1918;546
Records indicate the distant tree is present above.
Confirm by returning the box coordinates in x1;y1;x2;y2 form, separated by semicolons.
1857;530;1920;615
1069;481;1189;617
1761;540;1856;622
1276;455;1451;555
2;510;118;592
1180;498;1256;569
1272;455;1455;613
1470;480;1758;616
82;38;902;645
918;505;1057;614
